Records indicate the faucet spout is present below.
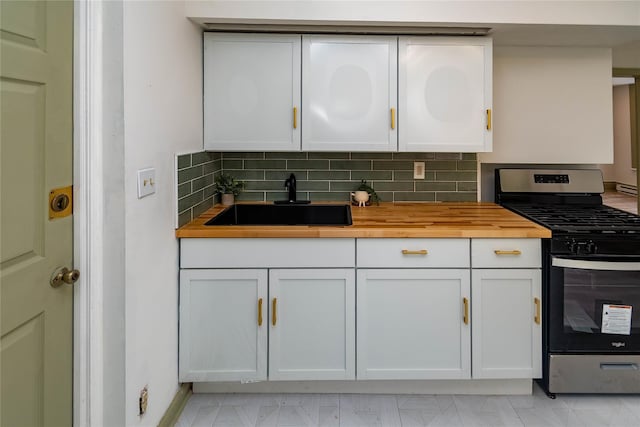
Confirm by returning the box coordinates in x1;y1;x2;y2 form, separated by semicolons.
284;173;297;202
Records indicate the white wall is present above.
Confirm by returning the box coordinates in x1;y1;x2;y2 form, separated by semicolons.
122;1;202;425
613;44;640;69
605;85;637;187
99;2;127;425
479;46;613;164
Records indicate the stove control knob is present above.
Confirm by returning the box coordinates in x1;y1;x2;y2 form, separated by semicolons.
566;240;578;254
586;241;597;254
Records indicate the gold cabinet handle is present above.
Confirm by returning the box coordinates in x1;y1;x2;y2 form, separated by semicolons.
494;250;522;256
293;107;298;129
486;109;492;130
258;298;263;326
272;298;277;326
391;108;396;130
401;249;428;255
463;297;469;325
534;297;541;325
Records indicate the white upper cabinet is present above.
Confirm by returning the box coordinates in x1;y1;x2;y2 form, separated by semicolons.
202;33;493;152
203;33;301;151
302;36;398;152
399;37;492;152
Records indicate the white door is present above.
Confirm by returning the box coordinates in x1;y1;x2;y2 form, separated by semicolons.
472;269;542;379
357;269;471;379
398;36;492;152
179;269;268;382
269;269;355;380
1;1;74;425
302;35;397;152
203;33;301;151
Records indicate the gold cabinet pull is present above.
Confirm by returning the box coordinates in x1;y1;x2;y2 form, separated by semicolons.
494;250;522;256
293;107;298;129
463;297;469;325
401;249;428;255
391;108;396;130
486;109;492;130
258;298;263;326
272;298;277;326
534;297;541;325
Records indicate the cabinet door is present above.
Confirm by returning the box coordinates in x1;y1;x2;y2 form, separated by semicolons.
357;269;471;379
179;269;268;382
269;269;355;380
302;36;397;152
472;269;542;379
398;37;492;152
203;33;301;151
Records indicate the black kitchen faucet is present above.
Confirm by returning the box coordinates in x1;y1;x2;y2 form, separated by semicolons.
284;173;297;202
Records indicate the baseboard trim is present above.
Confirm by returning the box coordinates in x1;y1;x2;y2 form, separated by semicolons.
192;379;533;395
158;383;192;427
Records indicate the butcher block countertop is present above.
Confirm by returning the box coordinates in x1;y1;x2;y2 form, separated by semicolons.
176;202;551;239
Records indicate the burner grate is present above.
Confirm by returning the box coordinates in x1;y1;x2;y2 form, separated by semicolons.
504;204;640;234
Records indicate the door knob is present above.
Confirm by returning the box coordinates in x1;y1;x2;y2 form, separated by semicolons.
50;267;80;288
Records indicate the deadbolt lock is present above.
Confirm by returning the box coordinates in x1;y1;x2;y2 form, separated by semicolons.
50;267;80;288
51;194;70;212
49;185;73;219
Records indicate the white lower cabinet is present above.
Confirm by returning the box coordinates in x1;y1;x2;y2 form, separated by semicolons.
179;269;268;382
179;237;543;385
179;267;355;382
471;269;542;379
357;269;471;379
269;269;356;380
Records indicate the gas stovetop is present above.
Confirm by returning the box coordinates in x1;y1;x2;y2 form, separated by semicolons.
496;168;640;236
503;203;640;234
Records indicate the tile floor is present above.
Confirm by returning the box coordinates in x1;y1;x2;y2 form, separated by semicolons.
175;382;640;426
602;191;638;214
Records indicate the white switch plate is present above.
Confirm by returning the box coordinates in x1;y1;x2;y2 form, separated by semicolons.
413;161;425;180
137;168;156;198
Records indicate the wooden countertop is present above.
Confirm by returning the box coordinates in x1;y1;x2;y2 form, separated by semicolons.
176;202;551;238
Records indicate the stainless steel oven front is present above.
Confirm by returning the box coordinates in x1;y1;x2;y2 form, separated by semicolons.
546;255;640;393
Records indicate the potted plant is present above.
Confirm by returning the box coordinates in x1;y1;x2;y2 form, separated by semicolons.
213;173;245;205
351;180;380;206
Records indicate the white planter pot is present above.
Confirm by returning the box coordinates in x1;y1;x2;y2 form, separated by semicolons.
221;194;235;206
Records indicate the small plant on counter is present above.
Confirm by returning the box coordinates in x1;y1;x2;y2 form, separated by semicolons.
213;173;245;205
353;180;380;206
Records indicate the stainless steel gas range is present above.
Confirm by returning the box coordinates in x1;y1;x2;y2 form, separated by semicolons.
496;168;640;397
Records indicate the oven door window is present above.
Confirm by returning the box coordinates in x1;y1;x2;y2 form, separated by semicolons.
549;259;640;352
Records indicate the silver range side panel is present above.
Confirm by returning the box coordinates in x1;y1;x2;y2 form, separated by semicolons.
549;354;640;393
498;169;604;194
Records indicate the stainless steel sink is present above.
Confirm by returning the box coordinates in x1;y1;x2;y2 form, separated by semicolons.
204;204;352;226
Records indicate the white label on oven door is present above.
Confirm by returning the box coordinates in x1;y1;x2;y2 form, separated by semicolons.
601;304;632;335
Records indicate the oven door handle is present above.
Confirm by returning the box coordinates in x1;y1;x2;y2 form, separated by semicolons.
552;257;640;271
600;363;639;371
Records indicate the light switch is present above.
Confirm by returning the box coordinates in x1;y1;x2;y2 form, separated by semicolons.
413;162;425;180
137;168;156;198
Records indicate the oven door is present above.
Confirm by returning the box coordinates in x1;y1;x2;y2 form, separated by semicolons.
549;256;640;352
